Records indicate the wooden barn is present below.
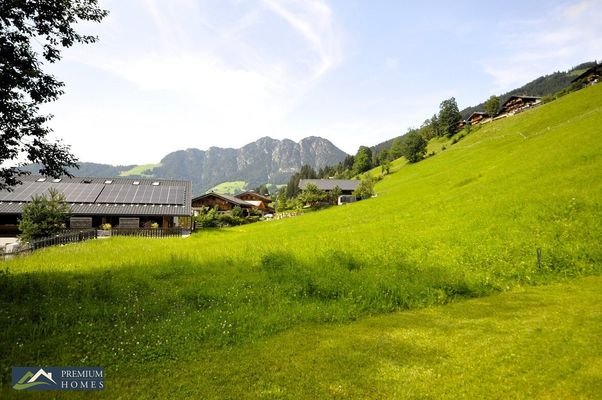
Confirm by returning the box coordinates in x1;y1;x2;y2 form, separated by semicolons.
0;175;192;237
191;192;254;214
234;191;274;213
192;191;275;215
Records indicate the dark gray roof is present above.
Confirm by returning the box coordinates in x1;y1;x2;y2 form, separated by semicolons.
234;190;272;202
571;64;602;83
192;192;253;207
501;95;541;106
0;175;192;216
298;179;360;191
468;111;489;119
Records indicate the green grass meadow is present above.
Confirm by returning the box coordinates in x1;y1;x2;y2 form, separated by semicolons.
208;180;248;194
1;84;601;398
118;164;161;177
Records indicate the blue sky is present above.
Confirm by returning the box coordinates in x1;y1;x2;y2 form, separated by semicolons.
43;0;601;164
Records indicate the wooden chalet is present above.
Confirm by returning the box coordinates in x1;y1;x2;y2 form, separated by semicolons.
455;120;468;131
192;192;253;213
499;95;541;116
0;175;192;237
467;112;490;125
298;179;360;196
234;191;274;213
192;190;275;215
571;64;602;86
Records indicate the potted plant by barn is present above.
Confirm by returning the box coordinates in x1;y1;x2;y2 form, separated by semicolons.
98;223;112;237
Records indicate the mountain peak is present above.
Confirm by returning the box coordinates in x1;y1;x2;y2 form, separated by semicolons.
30;136;348;194
144;137;349;194
155;137;347;194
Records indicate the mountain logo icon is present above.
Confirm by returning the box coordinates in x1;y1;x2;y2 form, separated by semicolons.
13;368;57;390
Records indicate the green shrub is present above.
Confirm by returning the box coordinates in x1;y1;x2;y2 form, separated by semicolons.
217;213;247;227
18;188;69;242
195;207;219;228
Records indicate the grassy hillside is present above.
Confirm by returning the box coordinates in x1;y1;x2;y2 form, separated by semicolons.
119;163;161;177
208;180;248;195
459;60;598;118
1;84;601;397
372;60;599;153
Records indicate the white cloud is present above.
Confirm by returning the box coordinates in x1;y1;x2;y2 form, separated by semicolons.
482;0;602;92
383;57;399;71
260;0;342;78
48;0;344;164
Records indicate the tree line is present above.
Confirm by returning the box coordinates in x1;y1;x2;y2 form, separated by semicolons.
277;95;470;208
274;62;590;208
276;163;375;211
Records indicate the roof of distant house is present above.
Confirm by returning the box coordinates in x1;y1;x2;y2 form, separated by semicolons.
298;179;360;192
502;95;541;105
571;64;602;83
234;190;272;202
468;111;490;119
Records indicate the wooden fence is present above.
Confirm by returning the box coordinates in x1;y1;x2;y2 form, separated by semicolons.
110;227;183;238
1;228;185;259
273;211;301;220
31;229;98;250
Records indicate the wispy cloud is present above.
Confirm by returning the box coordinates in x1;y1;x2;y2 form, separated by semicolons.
482;0;602;92
261;0;342;79
97;0;342;99
54;0;344;162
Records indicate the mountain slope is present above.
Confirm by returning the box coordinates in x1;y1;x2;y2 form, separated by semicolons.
459;60;598;118
20;162;135;178
371;60;599;154
153;136;347;193
21;136;347;195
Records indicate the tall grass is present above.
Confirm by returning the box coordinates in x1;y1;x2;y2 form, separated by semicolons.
1;84;601;388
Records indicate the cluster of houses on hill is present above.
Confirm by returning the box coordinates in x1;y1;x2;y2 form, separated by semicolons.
462;64;601;129
462;95;543;130
0;175;360;238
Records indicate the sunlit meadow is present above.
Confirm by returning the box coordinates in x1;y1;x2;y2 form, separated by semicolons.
1;84;601;398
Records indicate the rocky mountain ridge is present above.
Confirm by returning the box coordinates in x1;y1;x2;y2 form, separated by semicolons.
26;136;348;194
